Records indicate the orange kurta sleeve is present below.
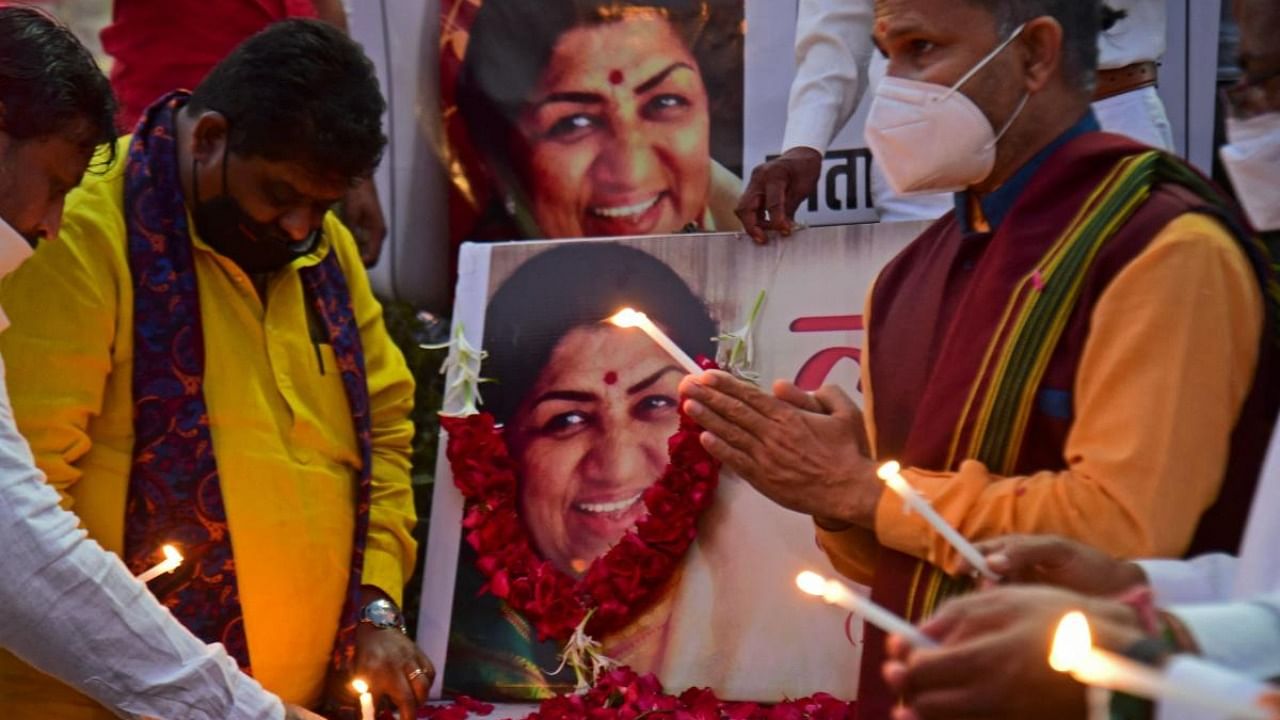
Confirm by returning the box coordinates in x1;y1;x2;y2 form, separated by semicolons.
814;277;881;585
871;212;1263;573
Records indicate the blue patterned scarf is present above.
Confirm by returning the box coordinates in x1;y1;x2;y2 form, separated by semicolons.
122;91;374;684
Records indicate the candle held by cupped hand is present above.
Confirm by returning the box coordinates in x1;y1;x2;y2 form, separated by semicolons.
607;308;702;375
796;570;936;648
1050;611;1270;720
877;461;1000;581
351;678;374;720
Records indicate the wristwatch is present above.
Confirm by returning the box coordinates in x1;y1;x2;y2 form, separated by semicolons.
359;597;407;634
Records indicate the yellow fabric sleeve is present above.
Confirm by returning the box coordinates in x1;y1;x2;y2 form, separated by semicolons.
873;213;1264;572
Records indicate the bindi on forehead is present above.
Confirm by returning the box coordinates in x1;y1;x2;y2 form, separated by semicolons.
608;69;625;85
603;371;619;385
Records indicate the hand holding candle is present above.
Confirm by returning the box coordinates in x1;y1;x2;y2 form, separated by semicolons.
351;679;375;720
796;570;936;648
135;544;183;583
608;308;702;375
1050;611;1270;720
878;461;1000;581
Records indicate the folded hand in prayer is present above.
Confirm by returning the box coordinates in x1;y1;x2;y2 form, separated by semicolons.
678;370;881;529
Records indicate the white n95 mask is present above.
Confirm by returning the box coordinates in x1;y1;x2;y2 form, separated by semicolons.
1220;113;1280;232
865;24;1029;196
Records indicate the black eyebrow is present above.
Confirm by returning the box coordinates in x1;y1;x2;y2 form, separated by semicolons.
536;91;606;107
626;366;681;395
635;62;695;95
527;365;680;408
881;18;928;42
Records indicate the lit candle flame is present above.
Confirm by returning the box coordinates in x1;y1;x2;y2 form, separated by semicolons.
877;461;909;492
136;543;184;583
1049;611;1093;673
1049;612;1273;720
795;570;829;598
351;678;375;720
876;460;999;581
605;307;703;374
608;308;647;328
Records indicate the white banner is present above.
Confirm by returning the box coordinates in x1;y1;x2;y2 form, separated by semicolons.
743;2;878;227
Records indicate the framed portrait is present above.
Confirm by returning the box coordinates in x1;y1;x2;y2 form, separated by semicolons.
419;222;926;702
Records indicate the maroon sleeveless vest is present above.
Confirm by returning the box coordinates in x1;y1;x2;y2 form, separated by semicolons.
856;131;1279;714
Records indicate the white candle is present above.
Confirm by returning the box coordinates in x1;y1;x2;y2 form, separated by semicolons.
351;679;375;720
1086;686;1112;720
136;544;183;583
608;308;702;375
877;462;1000;581
1051;612;1270;720
796;571;937;648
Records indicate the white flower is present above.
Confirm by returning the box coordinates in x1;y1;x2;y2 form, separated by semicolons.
715;290;767;384
551;611;618;692
422;321;491;417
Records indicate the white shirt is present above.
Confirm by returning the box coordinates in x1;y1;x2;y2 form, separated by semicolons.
1098;0;1166;70
1139;419;1280;719
0;219;283;720
780;0;1170;155
779;0;875;155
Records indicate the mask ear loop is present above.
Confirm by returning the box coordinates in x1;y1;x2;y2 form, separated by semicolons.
984;91;1031;150
940;22;1028;101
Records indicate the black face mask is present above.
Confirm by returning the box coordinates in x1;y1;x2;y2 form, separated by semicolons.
190;154;319;275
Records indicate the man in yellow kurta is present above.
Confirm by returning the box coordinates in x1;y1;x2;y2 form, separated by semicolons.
0;20;431;719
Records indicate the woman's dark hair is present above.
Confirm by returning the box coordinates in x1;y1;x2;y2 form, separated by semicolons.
482;243;717;423
457;0;740;178
188;19;386;179
0;5;117;163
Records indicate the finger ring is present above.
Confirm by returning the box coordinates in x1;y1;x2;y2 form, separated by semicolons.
407;667;429;682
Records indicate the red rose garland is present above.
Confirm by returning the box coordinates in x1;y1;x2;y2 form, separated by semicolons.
435;357;856;719
397;668;857;720
526;668;857;720
442;392;720;642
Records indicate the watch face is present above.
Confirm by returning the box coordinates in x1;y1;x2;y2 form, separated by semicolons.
363;599;403;629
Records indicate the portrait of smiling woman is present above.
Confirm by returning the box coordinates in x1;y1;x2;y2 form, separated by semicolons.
435;238;870;702
450;0;744;242
484;243;717;575
442;243;717;698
